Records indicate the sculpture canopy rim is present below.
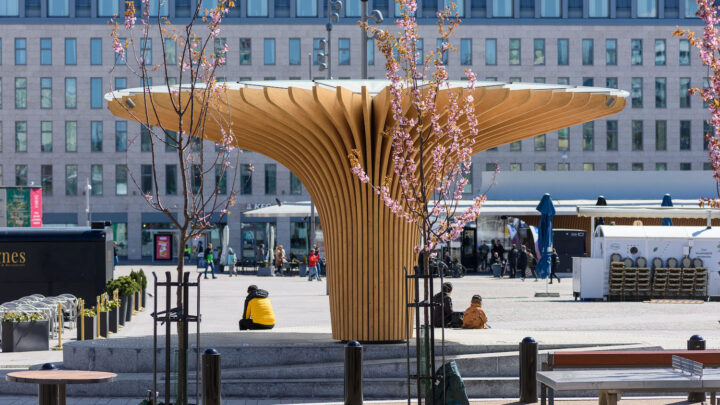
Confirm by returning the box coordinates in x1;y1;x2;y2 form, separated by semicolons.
104;79;630;101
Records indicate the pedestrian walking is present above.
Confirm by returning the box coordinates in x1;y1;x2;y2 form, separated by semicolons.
204;243;216;279
227;248;238;277
274;245;286;276
113;242;119;267
549;248;561;284
504;244;518;278
478;241;490;272
519;245;538;281
307;248;321;281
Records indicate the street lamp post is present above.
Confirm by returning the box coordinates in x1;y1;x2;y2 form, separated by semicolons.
360;0;383;79
326;0;343;79
85;178;92;226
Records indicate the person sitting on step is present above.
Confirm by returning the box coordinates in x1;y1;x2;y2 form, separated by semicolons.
239;285;276;330
462;295;489;329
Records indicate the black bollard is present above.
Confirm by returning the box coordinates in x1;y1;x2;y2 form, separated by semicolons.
202;348;221;405
688;335;706;402
519;337;538;403
345;340;363;405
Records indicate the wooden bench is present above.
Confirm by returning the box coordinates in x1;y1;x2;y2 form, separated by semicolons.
541;350;720;405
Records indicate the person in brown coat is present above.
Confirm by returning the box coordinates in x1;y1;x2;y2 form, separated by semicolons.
462;295;489;329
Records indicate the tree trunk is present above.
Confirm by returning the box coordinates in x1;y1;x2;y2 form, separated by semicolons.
176;249;187;404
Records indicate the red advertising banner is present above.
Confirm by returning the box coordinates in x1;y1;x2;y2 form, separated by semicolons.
155;234;172;260
29;188;42;228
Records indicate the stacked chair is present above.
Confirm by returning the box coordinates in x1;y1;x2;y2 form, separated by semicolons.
635;257;651;300
0;294;78;342
651;257;667;298
608;261;625;300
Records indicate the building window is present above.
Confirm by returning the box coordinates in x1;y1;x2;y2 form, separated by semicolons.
48;0;69;16
631;163;644;171
90;38;102;65
655;77;666;108
534;77;546;83
535;163;547;171
368;39;375;65
90;165;103;195
289;38;301;65
680;162;691;171
14;78;26;109
631;77;643;108
485;39;497;65
582;39;594;65
338;38;350;65
41;165;52;195
40;38;52;65
679;39;690;65
264;38;275;65
589;0;609;16
534;134;546;151
0;1;19;16
509;39;520;65
165;164;176;195
290;172;302;194
115;121;127;152
606;39;617;65
239;39;251;65
461;39;472;65
606;120;618;151
213;37;227;65
265;164;276;194
241;164;253;195
485;163;498;171
114;165;127;195
582;121;594;151
190;164;201;194
15;121;26;152
41;121;52;152
65;121;77;152
656;162;667;170
64;38;76;65
680;77;691;108
313;38;323;65
583;77;594;86
15;165;27;186
437;39;449;65
558;163;569;171
215;165;227;195
98;0;119;16
558;128;569;151
141;126;151;152
141;165;153;194
148;0;169;16
632;120;643;151
607;163;618;170
680;120;691;150
91;121;103;152
655;120;667;150
509;140;521;151
248;0;269;16
685;0;699;16
705;120;713;150
14;38;26;65
704;162;713;170
631;39;642;65
162;38;177;66
654;39;666;65
296;0;317;15
91;77;103;109
606;77;618;89
637;0;657;17
139;38;151;65
114;77;127;90
63;77;76;108
40;78;52;109
540;0;560;16
533;39;545;65
65;165;77;196
583;163;595;171
493;0;512;16
444;0;465;16
557;39;569;65
509;163;522;171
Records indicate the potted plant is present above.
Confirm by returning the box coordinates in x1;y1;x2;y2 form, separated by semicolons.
96;303;110;338
130;271;142;312
105;279;126;327
1;312;49;352
139;269;148;309
106;298;121;333
121;277;140;322
76;308;96;341
258;260;273;276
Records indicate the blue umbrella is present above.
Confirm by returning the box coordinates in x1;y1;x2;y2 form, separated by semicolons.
661;194;673;226
535;193;556;279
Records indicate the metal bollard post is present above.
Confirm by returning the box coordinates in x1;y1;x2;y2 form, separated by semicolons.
519;337;538;403
202;348;221;405
344;340;363;405
688;335;706;402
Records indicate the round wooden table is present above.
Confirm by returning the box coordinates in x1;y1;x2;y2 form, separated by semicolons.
6;369;117;405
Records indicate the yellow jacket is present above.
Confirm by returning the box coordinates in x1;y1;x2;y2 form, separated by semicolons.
243;289;276;326
461;303;488;329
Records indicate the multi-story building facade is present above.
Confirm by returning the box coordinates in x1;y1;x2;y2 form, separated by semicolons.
0;0;710;260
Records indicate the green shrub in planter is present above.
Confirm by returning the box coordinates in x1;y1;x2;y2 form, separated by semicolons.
96;303;110;338
106;299;120;333
139;269;148;308
1;312;49;352
76;308;96;341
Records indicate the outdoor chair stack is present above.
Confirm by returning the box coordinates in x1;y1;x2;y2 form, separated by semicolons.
622;263;638;300
666;267;682;297
652;267;667;298
0;293;78;341
608;262;625;300
694;267;708;298
636;267;651;299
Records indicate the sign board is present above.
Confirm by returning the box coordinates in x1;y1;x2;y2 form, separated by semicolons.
0;187;43;227
154;234;173;261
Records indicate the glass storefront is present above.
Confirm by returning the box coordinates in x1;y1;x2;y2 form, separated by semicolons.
141;222;179;258
241;222;272;259
112;222;128;257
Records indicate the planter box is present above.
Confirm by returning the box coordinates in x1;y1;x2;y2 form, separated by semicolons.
109;307;119;333
257;267;273;277
299;264;307;277
98;312;109;338
118;296;128;326
1;320;49;352
125;295;133;322
76;316;96;341
134;291;140;312
141;289;147;308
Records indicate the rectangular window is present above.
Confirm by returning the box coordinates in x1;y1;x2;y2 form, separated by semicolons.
346;0;360;16
115;165;128;195
141;126;151;152
141;165;153;194
338;38;350;65
289;38;301;65
368;39;375;65
40;77;52;109
680;120;691;150
91;165;103;196
239;39;251;65
165;131;177;152
165;164;177;195
149;0;169;16
705;120;713;150
533;39;545;65
582;39;594;65
214;37;227;65
191;165;201;194
631;39;642;65
540;0;560;16
61;77;76;108
582;121;594;151
64;38;76;65
265;164;276;194
705;162;713;170
655;77;666;108
41;121;52;152
637;0;657;17
632;163;644;171
91;121;103;152
685;0;699;16
40;38;52;65
91;77;103;109
15;165;27;186
140;38;151;65
654;39;666;65
583;163;595;171
509;163;521;171
241;164;253;195
264;38;275;65
297;0;317;15
65;121;77;152
607;163;618;171
558;128;569;151
98;0;119;16
485;39;497;65
632;120;643;151
680;162;692;171
680;77;691;108
606;77;618;89
631;77;643;108
461;39;472;65
534;134;546;151
48;0;69;16
509;39;521;65
493;0;512;16
535;163;547;171
41;165;52;196
0;1;19;16
679;39;690;65
655;120;667;151
15;121;26;152
606;120;618;151
509;141;521;151
163;38;177;65
437;39;448;65
557;39;569;65
114;77;127;90
583;77;594;86
290;172;302;194
558;163;569;171
589;0;609;16
605;39;617;65
15;38;26;65
65;165;77;196
215;165;227;195
115;121;127;152
534;77;546;83
656;162;667;171
90;38;102;65
14;77;26;109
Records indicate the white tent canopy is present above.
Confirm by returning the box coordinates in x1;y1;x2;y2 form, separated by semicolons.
577;206;720;219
